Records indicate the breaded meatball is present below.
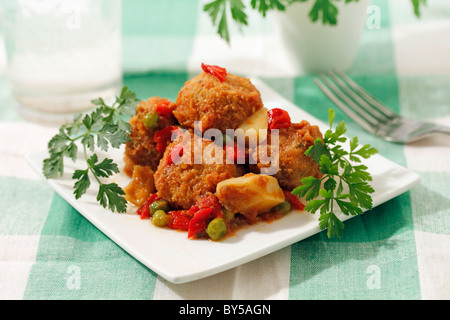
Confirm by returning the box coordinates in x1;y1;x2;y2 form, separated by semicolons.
250;120;323;191
124;97;178;176
173;72;263;133
154;135;245;209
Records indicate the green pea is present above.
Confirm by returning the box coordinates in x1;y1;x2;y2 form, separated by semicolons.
143;112;159;129
222;208;235;221
206;218;227;241
273;201;291;215
149;200;170;215
152;210;170;227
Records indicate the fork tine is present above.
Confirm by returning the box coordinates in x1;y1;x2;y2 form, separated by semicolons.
318;74;381;128
319;74;380;131
314;77;377;134
326;71;391;122
332;70;398;119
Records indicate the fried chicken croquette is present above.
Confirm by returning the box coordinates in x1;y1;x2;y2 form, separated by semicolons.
154;135;244;209
124;97;178;176
173;71;263;133
250;120;323;191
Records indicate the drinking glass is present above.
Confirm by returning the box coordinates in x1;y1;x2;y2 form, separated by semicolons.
0;0;123;123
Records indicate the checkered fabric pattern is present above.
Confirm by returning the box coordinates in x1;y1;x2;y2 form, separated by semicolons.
0;0;449;299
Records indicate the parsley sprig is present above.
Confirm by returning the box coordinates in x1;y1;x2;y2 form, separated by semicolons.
292;109;378;238
204;0;426;43
43;87;140;213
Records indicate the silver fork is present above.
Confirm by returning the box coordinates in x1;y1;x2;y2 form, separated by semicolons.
314;71;450;144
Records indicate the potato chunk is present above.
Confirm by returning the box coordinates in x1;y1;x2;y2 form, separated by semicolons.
216;173;285;223
236;107;268;144
123;165;156;206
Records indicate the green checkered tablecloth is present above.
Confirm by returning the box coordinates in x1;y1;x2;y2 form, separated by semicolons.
0;0;449;300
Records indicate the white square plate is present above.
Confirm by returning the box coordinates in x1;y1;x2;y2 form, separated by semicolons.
26;78;421;284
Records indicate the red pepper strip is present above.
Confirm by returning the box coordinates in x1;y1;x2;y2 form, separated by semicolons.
283;191;306;211
187;204;200;217
268;108;292;130
187;208;213;239
191;195;223;219
137;193;161;220
156;101;173;117
201;63;227;82
208;197;223;219
167;211;191;231
224;144;246;165
154;126;182;153
166;144;184;165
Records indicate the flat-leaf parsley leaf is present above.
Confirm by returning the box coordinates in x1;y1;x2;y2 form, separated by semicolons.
204;0;426;43
43;87;140;213
292;109;378;238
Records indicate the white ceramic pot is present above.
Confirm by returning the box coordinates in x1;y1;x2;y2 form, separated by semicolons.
274;0;370;74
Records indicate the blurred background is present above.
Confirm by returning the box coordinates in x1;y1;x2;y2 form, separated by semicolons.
0;0;449;123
